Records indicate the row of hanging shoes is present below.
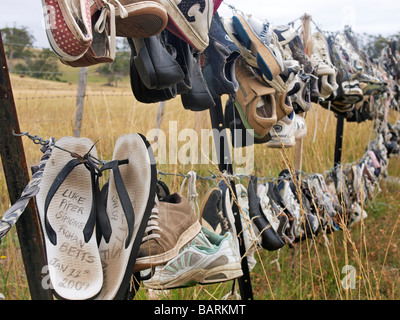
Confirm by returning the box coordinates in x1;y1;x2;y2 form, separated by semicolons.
139;117;398;291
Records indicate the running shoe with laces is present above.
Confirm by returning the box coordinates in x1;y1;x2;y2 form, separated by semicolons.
231;14;284;81
266;110;307;148
133;193;202;272
142;227;243;289
307;32;339;100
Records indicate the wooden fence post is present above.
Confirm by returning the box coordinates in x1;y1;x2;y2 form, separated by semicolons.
0;31;53;300
73;67;88;137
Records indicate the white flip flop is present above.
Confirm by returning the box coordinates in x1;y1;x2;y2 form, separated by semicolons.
36;136;105;300
96;133;157;300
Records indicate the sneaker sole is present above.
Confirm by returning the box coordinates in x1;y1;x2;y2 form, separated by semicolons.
232;15;281;81
143;262;243;289
115;2;168;38
266;137;296;148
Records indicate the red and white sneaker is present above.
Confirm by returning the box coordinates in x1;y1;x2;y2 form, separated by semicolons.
42;0;93;61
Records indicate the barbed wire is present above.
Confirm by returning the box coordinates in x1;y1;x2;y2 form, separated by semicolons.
13;92;133;101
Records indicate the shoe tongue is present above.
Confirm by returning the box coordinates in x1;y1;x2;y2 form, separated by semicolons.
192;229;214;249
247;15;271;45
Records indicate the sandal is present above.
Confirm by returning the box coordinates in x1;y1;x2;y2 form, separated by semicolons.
96;133;157;300
36;137;109;300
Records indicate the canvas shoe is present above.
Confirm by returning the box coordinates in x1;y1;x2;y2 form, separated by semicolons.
133;193;202;272
307;32;339;100
232;14;284;81
42;0;92;62
142;227;242;289
266;111;307;148
273;24;296;46
234;58;277;139
92;0;168;38
153;0;218;52
202;12;241;98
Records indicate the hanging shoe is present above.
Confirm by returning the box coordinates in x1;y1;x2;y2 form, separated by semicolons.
133;193;202;272
202;12;241;98
266;110;307;148
247;179;285;251
42;0;93;62
155;0;218;52
142;227;242;289
234;58;277;139
232;14;284;81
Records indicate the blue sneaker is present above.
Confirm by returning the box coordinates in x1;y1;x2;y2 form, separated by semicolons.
202;12;241;98
231;14;284;81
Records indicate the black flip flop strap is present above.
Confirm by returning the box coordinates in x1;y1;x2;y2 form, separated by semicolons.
44;158;86;245
100;159;134;249
44;156;109;246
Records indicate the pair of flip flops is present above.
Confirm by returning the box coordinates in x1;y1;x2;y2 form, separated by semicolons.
36;133;157;300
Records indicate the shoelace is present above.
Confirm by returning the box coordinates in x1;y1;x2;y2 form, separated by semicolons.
94;0;128;60
142;196;161;242
180;171;200;218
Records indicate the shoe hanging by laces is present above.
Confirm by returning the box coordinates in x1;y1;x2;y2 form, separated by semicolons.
94;0;128;60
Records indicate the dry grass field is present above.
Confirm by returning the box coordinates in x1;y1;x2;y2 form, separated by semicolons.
1;73;399;300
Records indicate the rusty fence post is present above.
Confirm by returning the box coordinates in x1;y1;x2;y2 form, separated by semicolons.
0;31;53;300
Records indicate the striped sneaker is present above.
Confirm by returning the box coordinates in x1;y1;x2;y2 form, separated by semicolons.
142;227;242;289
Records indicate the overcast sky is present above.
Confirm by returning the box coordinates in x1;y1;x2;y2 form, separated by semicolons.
0;0;399;48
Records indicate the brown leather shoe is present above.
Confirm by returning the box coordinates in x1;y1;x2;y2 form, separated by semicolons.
133;193;201;272
234;58;277;139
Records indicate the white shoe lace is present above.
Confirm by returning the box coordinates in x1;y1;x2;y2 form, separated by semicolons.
94;0;128;60
180;171;200;218
142;196;161;242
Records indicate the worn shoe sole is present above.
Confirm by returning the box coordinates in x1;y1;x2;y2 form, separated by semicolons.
143;262;243;289
115;2;168;38
232;14;281;81
266;136;296;148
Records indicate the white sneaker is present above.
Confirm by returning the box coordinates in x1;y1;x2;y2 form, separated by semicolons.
235;184;258;271
266;111;307;148
348;203;368;228
256;183;280;232
278;180;304;238
158;0;215;52
308;32;339;99
142;227;243;289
